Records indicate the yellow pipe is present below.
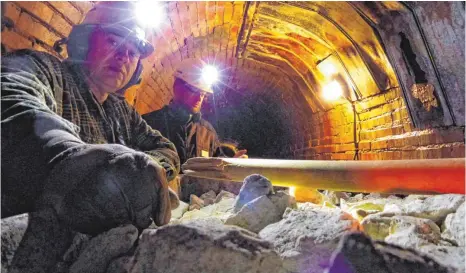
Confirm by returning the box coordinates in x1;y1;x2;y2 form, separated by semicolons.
182;158;465;195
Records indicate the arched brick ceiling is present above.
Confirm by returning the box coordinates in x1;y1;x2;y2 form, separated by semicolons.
135;1;399;116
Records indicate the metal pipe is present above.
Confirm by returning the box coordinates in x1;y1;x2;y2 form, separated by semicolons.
182;158;465;195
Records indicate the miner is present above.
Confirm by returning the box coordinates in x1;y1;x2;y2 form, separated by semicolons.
142;58;248;166
1;2;180;234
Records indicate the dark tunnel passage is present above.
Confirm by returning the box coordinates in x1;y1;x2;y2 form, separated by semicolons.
204;92;293;159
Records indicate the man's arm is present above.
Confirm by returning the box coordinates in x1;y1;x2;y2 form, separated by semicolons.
128;108;180;181
1;50;85;216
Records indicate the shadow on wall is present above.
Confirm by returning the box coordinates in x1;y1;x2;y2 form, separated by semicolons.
205;94;293;159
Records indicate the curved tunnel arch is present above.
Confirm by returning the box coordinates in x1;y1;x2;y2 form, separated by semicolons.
0;1;463;162
120;1;464;160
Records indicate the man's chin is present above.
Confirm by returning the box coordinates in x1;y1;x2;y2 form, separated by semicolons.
101;80;125;93
190;107;201;114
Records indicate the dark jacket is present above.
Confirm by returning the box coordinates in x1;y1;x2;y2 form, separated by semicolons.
142;104;221;166
1;49;180;216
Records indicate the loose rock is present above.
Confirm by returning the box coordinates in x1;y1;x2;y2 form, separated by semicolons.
441;202;465;246
419;245;465;273
259;205;360;273
214;190;236;203
126;221;285;273
170;201;189;220
401;194;465;223
226;191;296;233
233;174;273;212
69;225;138;273
325;232;456;273
225;196;280;233
1;214;29;271
189;194;205;211
385;216;444;249
200;190;217;206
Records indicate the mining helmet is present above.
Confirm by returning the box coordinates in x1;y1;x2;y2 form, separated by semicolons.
56;2;155;95
173;58;215;94
65;1;154;61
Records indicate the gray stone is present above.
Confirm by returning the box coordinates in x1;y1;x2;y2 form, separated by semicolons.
225;196;281;233
189;194;205;210
106;255;132;273
323;191;351;205
233;174;273;212
176;197;235;223
69;225;138;273
3;209;74;273
268;190;297;212
179;175;243;201
442;202;465;246
226;191;296;233
259;206;360;273
127;221;285;273
170;201;189;220
215;190;236;203
200;190;217;205
340;198;399;222
1;213;29;271
199;197;235;215
402;194;465;223
61;233;92;268
360;213;394;241
325;232;456;273
419;245;465;273
385;216;443;249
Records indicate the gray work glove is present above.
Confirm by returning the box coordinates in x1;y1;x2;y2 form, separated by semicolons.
38;144;172;235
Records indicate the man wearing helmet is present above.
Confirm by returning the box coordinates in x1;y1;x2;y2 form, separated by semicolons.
1;2;180;234
142;58;248;166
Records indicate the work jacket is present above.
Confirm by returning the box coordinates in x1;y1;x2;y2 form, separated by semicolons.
143;104;222;166
1;49;180;217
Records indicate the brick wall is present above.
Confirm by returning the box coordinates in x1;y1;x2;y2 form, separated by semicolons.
134;1;247;115
1;1;93;57
293;87;465;160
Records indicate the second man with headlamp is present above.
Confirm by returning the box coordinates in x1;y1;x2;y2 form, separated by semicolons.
143;58;248;166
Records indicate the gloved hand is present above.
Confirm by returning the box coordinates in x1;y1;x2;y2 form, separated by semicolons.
38;144;172;235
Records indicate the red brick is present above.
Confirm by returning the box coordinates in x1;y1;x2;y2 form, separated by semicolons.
16;10;35;34
47;1;82;24
70;1;94;14
3;2;21;24
1;29;32;50
17;12;61;46
331;152;356;160
232;2;244;21
197;1;207;24
49;12;72;37
360;152;378;160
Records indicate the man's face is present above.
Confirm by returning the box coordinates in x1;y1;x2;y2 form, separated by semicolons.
85;29;140;93
173;80;207;113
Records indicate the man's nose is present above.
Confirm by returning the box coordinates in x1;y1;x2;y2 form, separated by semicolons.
115;46;130;63
197;92;206;99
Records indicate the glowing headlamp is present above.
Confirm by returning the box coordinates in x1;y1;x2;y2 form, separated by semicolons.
201;65;219;87
135;1;165;29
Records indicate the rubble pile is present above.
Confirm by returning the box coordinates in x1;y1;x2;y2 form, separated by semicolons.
1;174;464;273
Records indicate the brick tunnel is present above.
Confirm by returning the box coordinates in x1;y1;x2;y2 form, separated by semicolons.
1;2;465;273
2;1;464;160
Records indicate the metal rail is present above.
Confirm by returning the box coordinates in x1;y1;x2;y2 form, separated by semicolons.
182;157;465;195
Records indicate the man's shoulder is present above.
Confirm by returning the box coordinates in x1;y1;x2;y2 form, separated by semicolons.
198;118;216;133
142;106;169;121
4;49;63;65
